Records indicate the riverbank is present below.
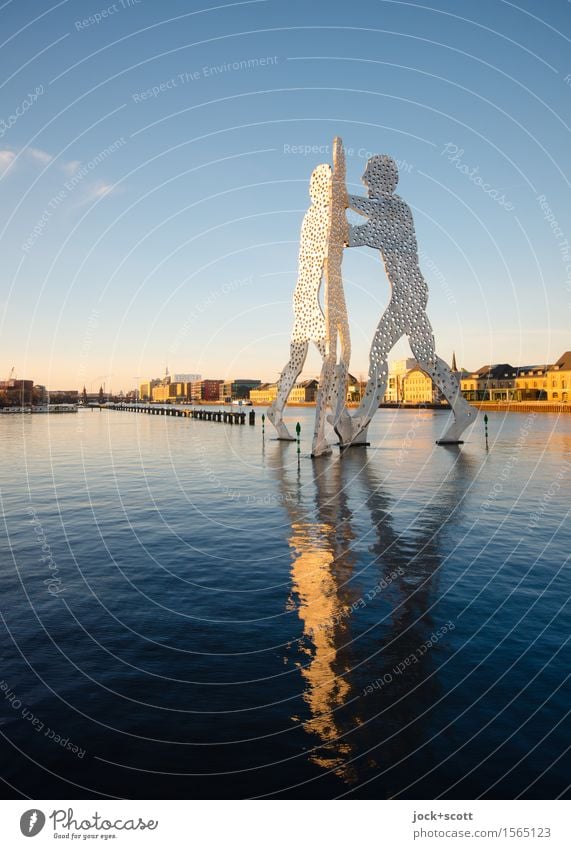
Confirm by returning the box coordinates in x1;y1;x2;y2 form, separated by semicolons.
89;400;571;414
471;401;570;414
248;400;571;414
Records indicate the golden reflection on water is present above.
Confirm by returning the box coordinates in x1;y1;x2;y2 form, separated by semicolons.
289;517;354;777
269;444;475;787
274;454;360;781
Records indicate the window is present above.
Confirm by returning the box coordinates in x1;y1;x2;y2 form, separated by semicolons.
553;392;559;399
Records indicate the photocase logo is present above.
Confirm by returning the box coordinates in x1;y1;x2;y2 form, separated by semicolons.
20;810;46;837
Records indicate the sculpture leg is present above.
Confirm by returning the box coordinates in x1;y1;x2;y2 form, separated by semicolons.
326;318;351;441
312;340;334;457
339;309;402;446
329;368;357;446
408;316;475;444
267;340;309;440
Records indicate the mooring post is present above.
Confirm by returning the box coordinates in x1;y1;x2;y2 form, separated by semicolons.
296;421;301;454
249;410;255;426
484;413;489;451
261;413;265;438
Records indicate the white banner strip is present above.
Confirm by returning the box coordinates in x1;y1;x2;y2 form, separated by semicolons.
1;799;568;848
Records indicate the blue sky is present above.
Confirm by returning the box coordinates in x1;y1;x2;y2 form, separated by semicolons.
0;0;569;391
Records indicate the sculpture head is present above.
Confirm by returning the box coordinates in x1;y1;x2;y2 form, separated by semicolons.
362;155;399;196
309;163;332;205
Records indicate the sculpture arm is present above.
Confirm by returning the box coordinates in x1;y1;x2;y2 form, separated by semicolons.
348;194;376;217
347;222;371;248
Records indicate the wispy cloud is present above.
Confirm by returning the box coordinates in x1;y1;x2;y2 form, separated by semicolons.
27;147;53;165
0;149;16;173
93;182;115;198
0;146;122;203
0;145;53;173
80;181;121;204
62;159;81;176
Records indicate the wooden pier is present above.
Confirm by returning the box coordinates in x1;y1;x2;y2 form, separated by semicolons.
104;403;254;426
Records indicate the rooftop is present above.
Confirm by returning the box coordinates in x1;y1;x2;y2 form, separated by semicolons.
552;351;571;371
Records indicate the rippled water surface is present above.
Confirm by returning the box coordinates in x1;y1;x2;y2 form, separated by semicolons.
1;407;569;798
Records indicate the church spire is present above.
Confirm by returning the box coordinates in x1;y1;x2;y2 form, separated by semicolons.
451;350;458;371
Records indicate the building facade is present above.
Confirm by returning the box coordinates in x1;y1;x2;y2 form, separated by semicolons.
223;379;261;402
149;378;192;403
460;364;519;402
346;373;364;402
249;383;278;404
289;379;318;403
514;365;549;401
546;351;571;402
0;379;34;406
459;353;571;403
139;378;161;402
401;368;443;404
385;358;418;403
199;380;224;401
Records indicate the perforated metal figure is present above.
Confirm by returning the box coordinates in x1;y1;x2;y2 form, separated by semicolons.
268;139;351;456
333;154;474;447
314;137;351;456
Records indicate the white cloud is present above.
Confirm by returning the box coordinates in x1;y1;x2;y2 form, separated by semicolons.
0;149;16;173
0;147;124;204
62;159;81;176
27;147;53;165
89;181;118;199
0;146;54;174
94;182;114;197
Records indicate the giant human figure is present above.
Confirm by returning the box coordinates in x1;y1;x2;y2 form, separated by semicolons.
268;138;350;456
332;154;474;447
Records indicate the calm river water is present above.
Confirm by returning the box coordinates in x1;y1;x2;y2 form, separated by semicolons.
0;406;569;799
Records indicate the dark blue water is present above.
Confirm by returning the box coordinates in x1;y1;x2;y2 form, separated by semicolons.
1;407;569;799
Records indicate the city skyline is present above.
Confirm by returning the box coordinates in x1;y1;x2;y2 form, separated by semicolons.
7;345;570;401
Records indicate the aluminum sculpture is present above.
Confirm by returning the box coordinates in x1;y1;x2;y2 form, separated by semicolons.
332;154;473;447
267;138;350;456
268;140;474;452
315;137;351;455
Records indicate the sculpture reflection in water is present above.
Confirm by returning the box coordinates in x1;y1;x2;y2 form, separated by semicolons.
268;444;473;791
276;448;361;782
